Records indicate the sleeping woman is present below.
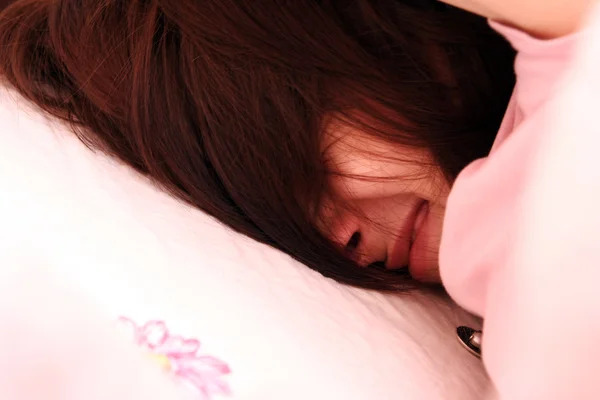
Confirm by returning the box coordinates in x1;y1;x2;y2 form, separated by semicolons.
0;0;598;398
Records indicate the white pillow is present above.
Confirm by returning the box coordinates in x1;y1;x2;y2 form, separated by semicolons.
0;86;488;399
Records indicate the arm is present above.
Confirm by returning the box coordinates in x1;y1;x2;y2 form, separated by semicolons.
481;6;600;398
440;0;597;38
437;1;600;397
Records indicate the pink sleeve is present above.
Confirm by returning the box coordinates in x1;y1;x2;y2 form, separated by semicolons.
440;19;580;319
488;21;579;147
441;4;600;399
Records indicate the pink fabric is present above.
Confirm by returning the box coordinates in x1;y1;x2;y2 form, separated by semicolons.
440;4;600;399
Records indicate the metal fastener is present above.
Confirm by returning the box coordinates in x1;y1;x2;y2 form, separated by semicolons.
456;326;482;358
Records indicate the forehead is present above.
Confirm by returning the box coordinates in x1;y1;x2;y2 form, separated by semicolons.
321;119;435;199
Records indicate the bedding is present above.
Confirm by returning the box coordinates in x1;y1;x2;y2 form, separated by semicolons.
0;86;487;399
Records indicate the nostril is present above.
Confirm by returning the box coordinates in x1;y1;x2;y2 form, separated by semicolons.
345;231;361;254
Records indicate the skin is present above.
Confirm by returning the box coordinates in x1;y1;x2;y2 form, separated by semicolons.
321;0;596;283
320;121;449;282
440;0;597;39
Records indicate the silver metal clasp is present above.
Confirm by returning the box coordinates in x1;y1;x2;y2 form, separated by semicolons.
456;326;482;358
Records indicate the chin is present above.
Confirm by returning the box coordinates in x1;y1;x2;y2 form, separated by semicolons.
409;261;442;284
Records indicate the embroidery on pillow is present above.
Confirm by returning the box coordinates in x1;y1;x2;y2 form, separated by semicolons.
118;317;231;399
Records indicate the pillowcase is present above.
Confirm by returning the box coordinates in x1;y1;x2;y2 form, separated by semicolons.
0;86;487;399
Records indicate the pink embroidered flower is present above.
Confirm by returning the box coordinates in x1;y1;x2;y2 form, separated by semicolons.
118;318;231;399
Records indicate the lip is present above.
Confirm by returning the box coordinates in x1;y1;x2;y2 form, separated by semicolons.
386;200;428;269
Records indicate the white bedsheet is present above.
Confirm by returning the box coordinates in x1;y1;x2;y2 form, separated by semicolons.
0;86;487;399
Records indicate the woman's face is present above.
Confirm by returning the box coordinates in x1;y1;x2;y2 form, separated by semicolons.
320;121;450;283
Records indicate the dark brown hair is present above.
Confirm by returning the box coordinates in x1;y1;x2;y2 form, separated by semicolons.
0;0;515;291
